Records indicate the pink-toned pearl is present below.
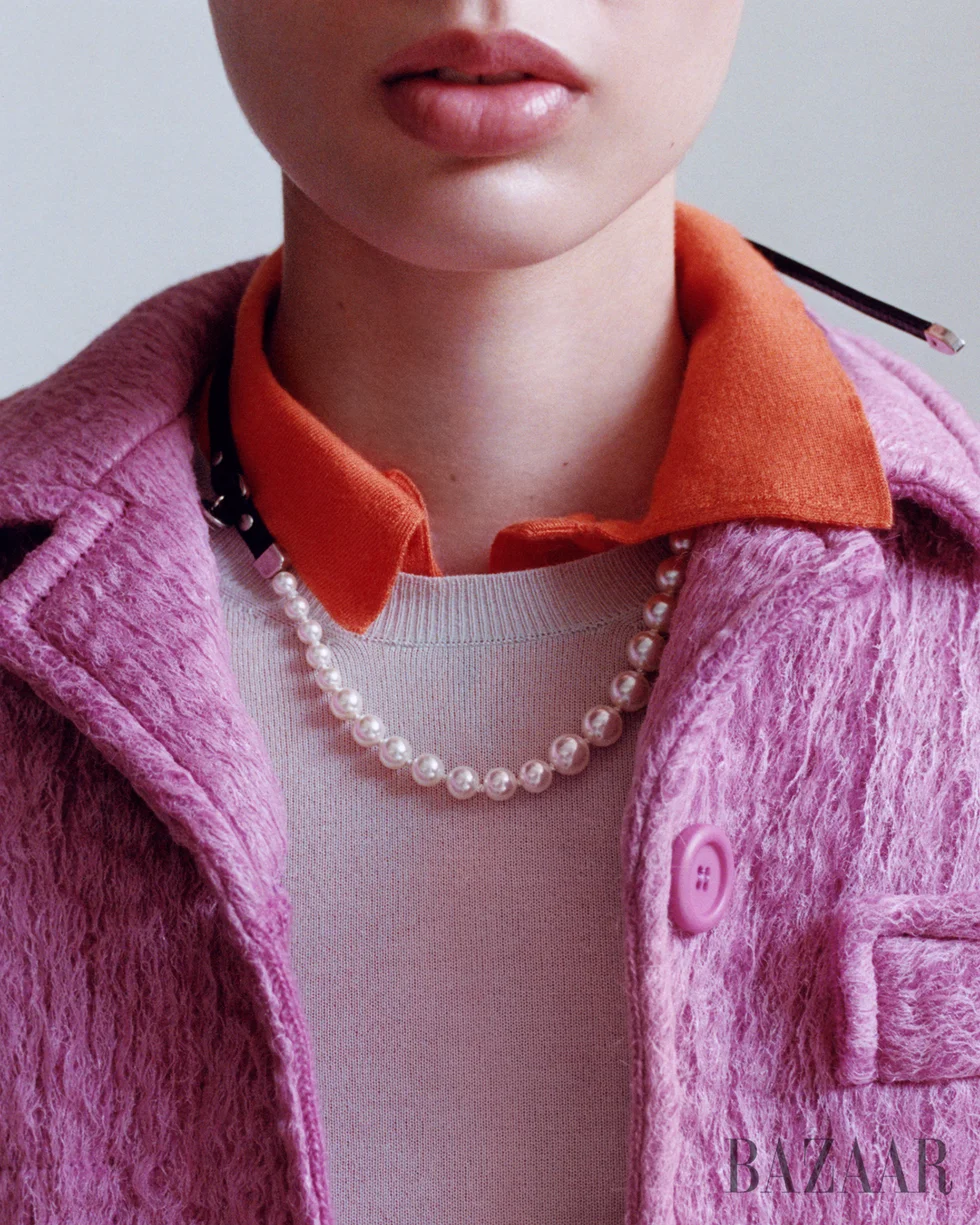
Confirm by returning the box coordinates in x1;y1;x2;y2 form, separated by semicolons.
483;767;519;800
271;570;298;597
582;705;624;748
627;630;665;673
446;766;481;800
305;643;334;669
668;530;696;554
548;733;590;776
351;713;386;747
642;591;676;634
609;670;651;712
379;736;412;769
654;551;689;595
283;595;309;621
314;665;342;692
518;760;554;793
297;619;322;645
411;753;445;787
327;687;363;720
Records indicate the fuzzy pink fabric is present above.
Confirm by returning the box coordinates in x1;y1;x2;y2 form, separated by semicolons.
1;257;980;1222
833;892;980;1086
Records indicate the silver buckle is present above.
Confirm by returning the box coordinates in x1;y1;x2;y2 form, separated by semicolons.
201;494;231;529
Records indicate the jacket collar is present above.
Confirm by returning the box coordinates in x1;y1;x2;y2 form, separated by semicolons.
1;256;978;935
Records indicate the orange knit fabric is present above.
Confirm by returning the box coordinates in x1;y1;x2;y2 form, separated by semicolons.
191;199;894;634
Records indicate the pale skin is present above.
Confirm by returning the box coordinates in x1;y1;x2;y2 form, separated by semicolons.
206;0;745;574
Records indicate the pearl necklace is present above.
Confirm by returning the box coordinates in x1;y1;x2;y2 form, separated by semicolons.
264;536;692;799
199;339;695;800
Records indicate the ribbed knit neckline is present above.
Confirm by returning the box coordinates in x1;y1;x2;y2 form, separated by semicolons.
195;432;670;646
353;536;669;645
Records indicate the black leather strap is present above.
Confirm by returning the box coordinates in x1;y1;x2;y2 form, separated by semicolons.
199;332;279;565
747;240;964;354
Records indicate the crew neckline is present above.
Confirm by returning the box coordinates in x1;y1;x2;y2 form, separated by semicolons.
193;441;671;646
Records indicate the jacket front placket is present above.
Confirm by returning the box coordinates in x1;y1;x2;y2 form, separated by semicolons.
0;422;339;1221
614;511;889;1223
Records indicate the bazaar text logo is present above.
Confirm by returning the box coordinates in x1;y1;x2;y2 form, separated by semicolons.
726;1138;951;1195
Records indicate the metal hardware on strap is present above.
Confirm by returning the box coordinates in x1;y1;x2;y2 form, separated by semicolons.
198;332;287;575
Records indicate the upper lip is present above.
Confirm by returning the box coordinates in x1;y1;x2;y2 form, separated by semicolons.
377;28;589;91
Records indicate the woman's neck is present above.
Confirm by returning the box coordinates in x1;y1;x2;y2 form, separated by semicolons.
266;172;688;575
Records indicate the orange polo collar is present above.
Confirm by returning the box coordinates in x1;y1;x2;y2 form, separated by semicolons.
192;199;894;634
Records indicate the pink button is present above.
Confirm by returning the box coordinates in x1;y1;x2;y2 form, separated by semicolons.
668;823;734;933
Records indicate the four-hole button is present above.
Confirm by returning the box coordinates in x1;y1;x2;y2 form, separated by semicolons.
668;822;734;933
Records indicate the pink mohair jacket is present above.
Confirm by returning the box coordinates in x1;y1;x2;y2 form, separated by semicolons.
1;257;979;1225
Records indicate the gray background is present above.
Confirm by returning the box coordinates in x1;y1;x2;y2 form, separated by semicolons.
2;0;977;416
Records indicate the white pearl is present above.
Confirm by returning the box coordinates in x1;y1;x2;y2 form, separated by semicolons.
642;591;676;634
379;736;413;769
483;767;518;801
627;630;665;673
654;552;689;595
271;571;298;597
314;665;342;692
446;765;481;800
297;619;322;645
351;713;386;747
609;670;651;712
581;705;624;748
327;687;363;720
305;642;334;669
411;753;446;787
283;595;309;621
669;530;695;554
548;733;590;776
518;759;554;793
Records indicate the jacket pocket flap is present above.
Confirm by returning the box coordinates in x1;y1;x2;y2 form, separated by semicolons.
833;892;980;1086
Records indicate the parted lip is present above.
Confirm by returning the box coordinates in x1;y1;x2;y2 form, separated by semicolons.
377;27;590;91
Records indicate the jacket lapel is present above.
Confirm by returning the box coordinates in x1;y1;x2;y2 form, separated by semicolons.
0;255;289;938
0;255;336;1222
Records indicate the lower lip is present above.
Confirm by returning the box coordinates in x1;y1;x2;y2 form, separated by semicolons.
380;75;583;157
